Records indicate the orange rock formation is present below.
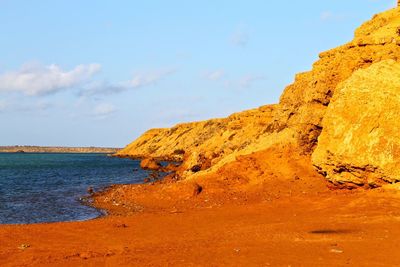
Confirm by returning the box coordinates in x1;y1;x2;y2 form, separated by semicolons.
117;6;400;187
313;60;400;187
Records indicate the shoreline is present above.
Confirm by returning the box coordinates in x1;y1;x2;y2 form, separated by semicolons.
2;144;400;265
0;152;120;155
3;178;400;266
0;146;121;154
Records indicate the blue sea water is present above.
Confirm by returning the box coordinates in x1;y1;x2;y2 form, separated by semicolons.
0;153;148;224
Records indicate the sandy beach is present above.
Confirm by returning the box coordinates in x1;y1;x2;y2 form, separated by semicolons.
2;186;400;266
2;146;400;266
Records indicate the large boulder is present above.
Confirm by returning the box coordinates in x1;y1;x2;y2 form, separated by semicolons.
312;60;400;187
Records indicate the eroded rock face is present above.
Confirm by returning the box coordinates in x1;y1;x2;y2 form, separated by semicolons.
116;105;297;178
117;6;400;185
312;60;400;186
278;7;400;153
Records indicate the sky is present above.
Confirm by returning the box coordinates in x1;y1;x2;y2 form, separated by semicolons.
0;0;396;147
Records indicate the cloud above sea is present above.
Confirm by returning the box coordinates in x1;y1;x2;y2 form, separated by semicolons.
0;62;177;97
0;62;101;96
80;67;177;96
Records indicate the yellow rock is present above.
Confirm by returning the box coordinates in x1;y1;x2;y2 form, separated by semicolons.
117;6;400;185
312;60;400;186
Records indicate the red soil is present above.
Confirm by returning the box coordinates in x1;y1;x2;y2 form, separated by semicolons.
1;146;400;266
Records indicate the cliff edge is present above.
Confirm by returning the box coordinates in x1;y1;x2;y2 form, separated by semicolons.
117;6;400;187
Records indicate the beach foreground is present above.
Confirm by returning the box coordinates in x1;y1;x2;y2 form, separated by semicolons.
2;146;400;266
2;189;400;266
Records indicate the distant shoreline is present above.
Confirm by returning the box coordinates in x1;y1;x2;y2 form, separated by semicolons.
0;146;121;154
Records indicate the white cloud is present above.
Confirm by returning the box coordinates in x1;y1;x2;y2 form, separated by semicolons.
129;68;176;89
80;80;126;96
204;69;225;81
231;27;249;47
0;62;101;96
80;68;177;96
224;74;266;89
238;75;265;88
92;103;116;118
0;63;176;97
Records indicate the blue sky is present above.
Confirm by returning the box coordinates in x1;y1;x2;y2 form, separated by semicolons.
0;0;396;147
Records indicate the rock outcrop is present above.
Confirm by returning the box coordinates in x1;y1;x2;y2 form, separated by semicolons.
278;7;400;153
117;105;297;178
312;60;400;187
140;158;163;171
117;6;400;186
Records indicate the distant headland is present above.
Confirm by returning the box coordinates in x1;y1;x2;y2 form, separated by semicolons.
0;146;121;153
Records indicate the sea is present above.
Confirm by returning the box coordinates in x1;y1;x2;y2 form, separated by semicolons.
0;153;148;224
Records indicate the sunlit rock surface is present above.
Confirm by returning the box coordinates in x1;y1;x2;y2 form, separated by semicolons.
117;6;400;186
312;60;400;186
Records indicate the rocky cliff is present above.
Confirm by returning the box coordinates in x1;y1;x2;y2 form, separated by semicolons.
312;60;400;187
117;6;400;186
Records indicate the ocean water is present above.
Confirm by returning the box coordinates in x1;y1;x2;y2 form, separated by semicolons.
0;153;148;224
